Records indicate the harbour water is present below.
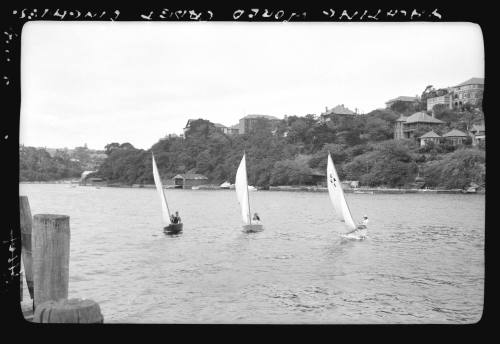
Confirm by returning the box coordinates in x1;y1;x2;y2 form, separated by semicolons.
19;183;485;324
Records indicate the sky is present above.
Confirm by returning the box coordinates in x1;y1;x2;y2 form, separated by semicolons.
20;21;484;150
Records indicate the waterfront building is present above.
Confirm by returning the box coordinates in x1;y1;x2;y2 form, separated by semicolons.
172;173;209;189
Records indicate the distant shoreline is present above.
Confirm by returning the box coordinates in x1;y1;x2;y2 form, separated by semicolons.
19;181;485;194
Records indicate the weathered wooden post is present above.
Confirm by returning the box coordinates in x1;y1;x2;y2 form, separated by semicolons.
19;196;34;299
20;271;23;302
34;298;103;323
32;214;70;308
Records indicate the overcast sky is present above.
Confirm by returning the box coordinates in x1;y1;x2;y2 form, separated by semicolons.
20;21;484;150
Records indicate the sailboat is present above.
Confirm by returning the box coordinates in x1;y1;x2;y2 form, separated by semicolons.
326;153;367;240
235;153;263;232
152;153;183;234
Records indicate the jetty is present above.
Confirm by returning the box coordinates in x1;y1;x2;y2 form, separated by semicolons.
19;196;103;323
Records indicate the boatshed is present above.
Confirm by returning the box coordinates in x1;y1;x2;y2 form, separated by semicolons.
172;173;208;189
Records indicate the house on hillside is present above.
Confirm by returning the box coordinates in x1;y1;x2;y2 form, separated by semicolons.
450;77;484;109
239;114;280;134
213;122;231;134
442;129;469;146
419;130;442;147
183;118;206;135
320;104;357;122
427;93;453;112
394;111;444;140
172;173;208;189
227;124;240;135
470;123;485;146
385;96;419;109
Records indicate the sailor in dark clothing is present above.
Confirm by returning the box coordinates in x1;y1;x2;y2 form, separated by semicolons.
252;213;261;224
172;211;181;224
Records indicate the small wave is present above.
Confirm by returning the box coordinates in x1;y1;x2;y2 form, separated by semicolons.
273;254;294;260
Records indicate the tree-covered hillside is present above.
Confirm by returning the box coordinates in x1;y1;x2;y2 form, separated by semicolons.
91;106;485;190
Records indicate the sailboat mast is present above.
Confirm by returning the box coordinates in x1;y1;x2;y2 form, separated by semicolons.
244;152;252;224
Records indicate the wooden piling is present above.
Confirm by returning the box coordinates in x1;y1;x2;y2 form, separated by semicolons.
33;298;103;323
32;214;70;308
19;196;34;299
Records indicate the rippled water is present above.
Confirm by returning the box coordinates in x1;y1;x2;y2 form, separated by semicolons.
19;183;484;324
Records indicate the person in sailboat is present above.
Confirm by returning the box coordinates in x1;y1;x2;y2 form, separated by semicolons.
360;215;368;227
252;213;261;224
345;215;368;236
172;211;182;224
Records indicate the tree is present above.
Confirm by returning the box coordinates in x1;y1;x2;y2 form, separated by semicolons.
364;116;394;141
343;140;418;187
389;100;419;116
104;142;121;155
423;148;485;189
270;155;313;185
19;146;83;181
72;145;91;167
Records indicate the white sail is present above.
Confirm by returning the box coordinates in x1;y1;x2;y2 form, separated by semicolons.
327;153;357;231
235;153;251;225
152;154;171;225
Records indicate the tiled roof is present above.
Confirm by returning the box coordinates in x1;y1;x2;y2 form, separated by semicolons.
420;130;441;138
405;112;444;124
242;114;279;120
213;123;227;128
184;118;205;128
396;115;408;122
455;77;484;87
173;174;208;180
323;104;356;115
386;96;418;103
443;129;468;137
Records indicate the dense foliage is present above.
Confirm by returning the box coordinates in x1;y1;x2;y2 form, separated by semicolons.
19;146;83;181
21;106;485;190
89;107;485;189
423;148;485;189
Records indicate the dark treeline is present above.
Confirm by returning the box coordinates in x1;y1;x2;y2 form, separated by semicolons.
93;103;485;190
20;146;82;181
19;145;106;182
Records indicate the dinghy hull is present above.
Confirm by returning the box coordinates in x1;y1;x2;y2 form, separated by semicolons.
164;223;183;234
341;233;367;240
242;224;263;232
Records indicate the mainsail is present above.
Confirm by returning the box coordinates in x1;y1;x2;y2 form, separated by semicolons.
152;153;171;225
235;153;251;225
327;153;357;231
